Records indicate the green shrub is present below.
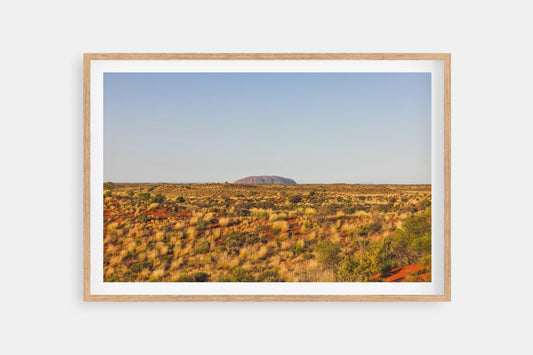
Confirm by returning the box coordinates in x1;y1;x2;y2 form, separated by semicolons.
229;267;255;282
412;235;431;253
105;275;120;282
337;255;375;282
257;270;281;282
337;241;394;282
369;221;382;234
315;240;341;270
245;234;260;244
103;190;112;197
341;204;356;214
303;252;314;260
215;267;256;282
265;245;277;258
253;201;275;210
379;259;397;276
122;250;134;261
225;231;246;249
290;244;304;255
391;212;431;264
287;194;303;204
323;203;340;214
126;190;134;198
131;260;153;273
216;274;232;282
103;182;115;190
357;226;370;237
232;206;250;217
419;255;432;266
254;210;269;219
197;240;210;254
376;204;393;212
151;193;166;203
274;212;288;221
176;274;195;282
255;224;269;233
401;214;431;237
196;219;208;229
270;226;282;235
138;214;149;223
149;275;162;282
193;272;210;282
417;199;431;210
138;192;151;201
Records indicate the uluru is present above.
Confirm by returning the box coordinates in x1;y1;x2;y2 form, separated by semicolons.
233;176;297;185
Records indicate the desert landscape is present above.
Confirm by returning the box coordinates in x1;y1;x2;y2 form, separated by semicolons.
102;72;432;283
103;179;431;282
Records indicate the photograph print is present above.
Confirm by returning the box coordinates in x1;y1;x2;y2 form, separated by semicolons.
102;70;433;284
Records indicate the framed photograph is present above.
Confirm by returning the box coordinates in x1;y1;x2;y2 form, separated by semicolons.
84;53;451;301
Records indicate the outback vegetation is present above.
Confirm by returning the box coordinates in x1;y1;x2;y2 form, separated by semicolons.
103;183;431;282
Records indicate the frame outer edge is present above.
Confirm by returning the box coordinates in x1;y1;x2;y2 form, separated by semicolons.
83;54;91;300
82;53;451;302
444;54;452;301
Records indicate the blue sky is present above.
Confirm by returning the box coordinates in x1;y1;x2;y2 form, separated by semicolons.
104;72;431;184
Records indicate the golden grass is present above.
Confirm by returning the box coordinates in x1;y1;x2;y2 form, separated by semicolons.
103;183;431;282
272;220;289;233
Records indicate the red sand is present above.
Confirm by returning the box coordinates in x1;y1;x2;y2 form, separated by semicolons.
370;264;429;282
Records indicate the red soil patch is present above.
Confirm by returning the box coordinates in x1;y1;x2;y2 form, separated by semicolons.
177;210;192;217
104;211;136;225
370;264;429;282
286;217;301;236
146;207;171;219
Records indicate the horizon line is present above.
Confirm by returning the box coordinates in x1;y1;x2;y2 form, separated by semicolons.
104;181;431;185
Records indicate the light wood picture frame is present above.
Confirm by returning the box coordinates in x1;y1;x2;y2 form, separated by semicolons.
84;53;451;302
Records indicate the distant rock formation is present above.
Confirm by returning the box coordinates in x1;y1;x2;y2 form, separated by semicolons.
233;176;297;185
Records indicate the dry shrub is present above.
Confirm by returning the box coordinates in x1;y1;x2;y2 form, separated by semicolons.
147;249;158;260
149;268;165;282
271;221;289;233
280;240;294;251
291;261;335;282
155;231;165;241
341;223;358;234
105;267;115;277
187;227;197;240
190;212;204;225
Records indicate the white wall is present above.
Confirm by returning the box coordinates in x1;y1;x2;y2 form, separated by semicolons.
1;1;531;354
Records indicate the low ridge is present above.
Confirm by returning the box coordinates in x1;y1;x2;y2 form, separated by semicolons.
233;176;297;185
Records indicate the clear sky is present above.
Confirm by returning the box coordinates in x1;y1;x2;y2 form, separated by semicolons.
104;72;431;184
